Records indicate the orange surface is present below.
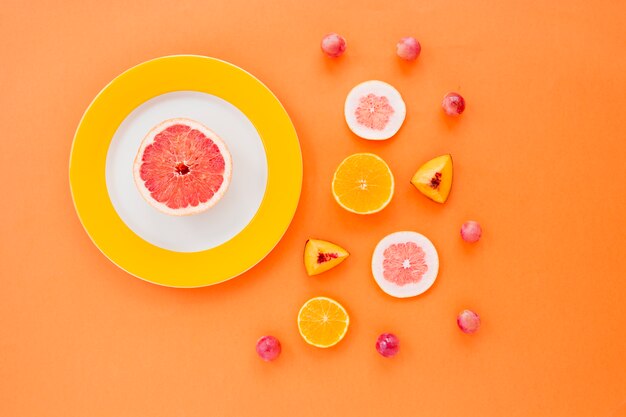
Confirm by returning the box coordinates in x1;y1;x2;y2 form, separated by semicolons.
1;0;625;416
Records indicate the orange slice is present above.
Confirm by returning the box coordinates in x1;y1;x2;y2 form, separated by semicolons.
331;153;394;214
297;297;349;348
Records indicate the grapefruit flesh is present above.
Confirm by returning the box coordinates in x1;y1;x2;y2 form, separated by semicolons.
372;231;439;298
133;118;232;216
382;241;429;286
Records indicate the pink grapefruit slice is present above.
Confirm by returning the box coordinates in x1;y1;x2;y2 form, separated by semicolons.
133;118;232;216
371;231;439;298
344;80;406;140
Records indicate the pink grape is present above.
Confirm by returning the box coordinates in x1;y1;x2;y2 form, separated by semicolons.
461;221;482;243
256;335;281;361
457;310;481;334
442;92;466;116
376;333;400;357
321;33;346;58
396;37;421;60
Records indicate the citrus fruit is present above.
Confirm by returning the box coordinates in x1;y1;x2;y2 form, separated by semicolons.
133;118;232;216
297;296;349;348
331;153;394;214
372;231;439;298
344;80;406;140
410;154;453;204
304;239;349;276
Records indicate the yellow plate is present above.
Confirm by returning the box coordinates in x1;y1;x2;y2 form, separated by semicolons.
69;55;302;287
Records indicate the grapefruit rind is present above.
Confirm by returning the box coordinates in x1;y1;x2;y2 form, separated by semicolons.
344;80;406;140
132;118;232;216
371;231;439;298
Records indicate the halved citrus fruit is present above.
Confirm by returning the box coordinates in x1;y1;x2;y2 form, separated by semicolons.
331;153;394;214
297;296;349;348
344;80;406;140
133;118;232;216
371;231;439;298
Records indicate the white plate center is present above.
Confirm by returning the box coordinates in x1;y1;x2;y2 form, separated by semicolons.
105;91;268;253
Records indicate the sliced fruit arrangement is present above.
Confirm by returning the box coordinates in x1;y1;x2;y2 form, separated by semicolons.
262;43;482;359
332;153;394;214
410;154;453;204
297;297;349;348
304;239;349;276
344;80;406;140
133;118;232;216
372;231;439;298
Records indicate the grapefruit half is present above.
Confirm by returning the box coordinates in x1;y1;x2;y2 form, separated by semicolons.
133;118;232;216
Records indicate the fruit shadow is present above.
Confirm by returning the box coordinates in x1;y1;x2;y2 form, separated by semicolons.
345;126;403;151
322;54;349;74
439;109;464;131
459;237;483;256
395;56;422;76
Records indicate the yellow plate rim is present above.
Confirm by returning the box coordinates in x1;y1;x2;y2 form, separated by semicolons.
69;55;302;288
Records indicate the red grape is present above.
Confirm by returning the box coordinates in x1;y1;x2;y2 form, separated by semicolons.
256;335;281;361
396;37;421;60
457;310;481;334
461;221;482;243
376;333;400;357
442;92;466;116
321;33;346;58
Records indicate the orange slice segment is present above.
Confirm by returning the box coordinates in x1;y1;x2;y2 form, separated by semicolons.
297;297;349;348
331;153;394;214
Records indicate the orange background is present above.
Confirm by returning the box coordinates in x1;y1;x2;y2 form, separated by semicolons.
1;0;625;416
